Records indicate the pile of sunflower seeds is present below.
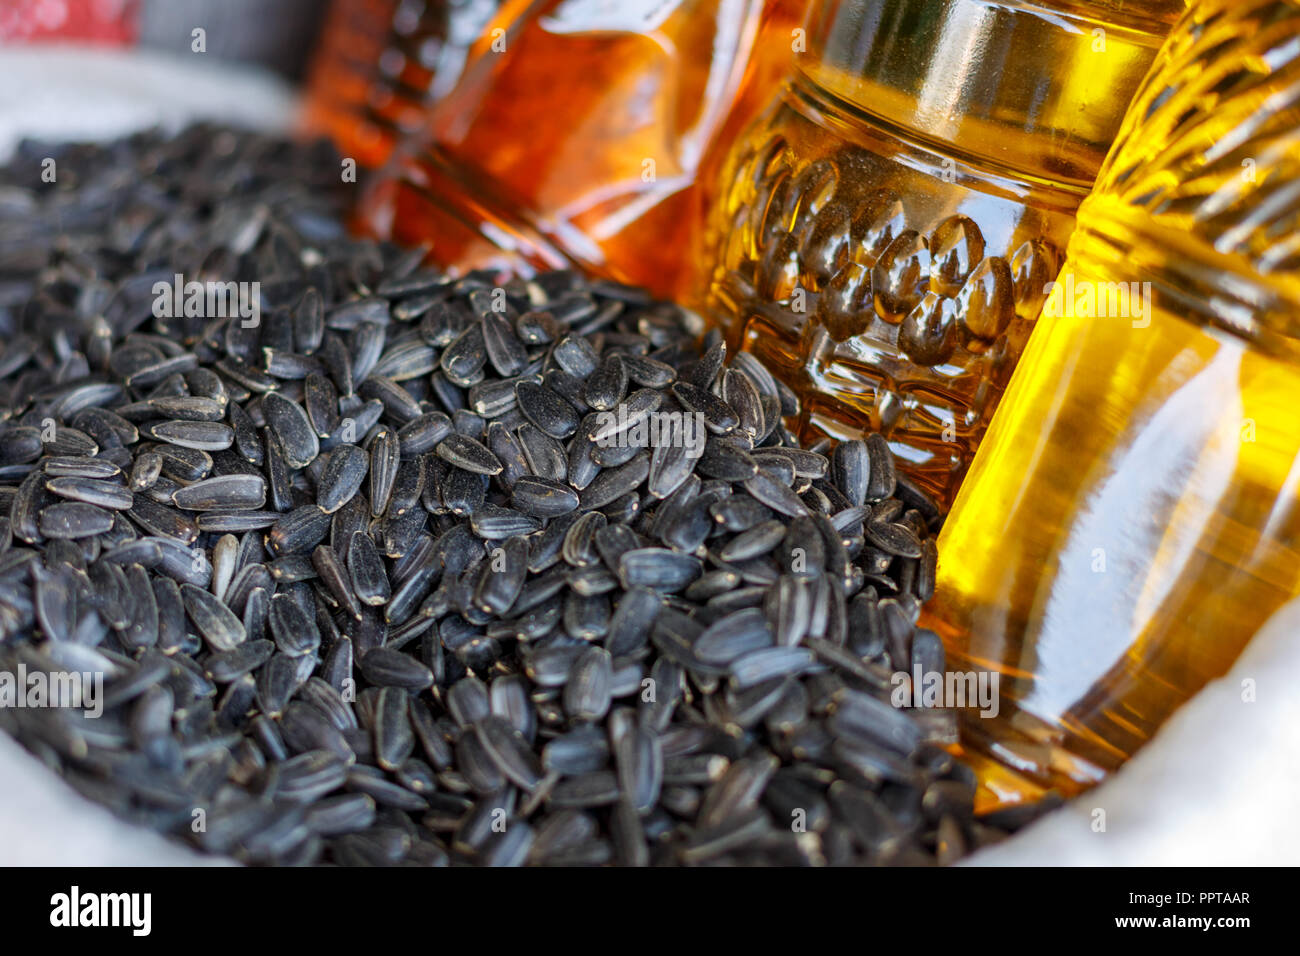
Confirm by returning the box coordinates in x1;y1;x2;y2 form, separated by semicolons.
0;126;1048;866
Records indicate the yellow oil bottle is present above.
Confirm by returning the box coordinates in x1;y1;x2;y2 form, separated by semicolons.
929;0;1300;807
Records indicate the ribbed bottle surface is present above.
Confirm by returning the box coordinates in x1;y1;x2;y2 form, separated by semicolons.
929;0;1300;805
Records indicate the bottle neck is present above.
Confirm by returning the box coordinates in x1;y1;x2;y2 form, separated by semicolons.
798;0;1180;187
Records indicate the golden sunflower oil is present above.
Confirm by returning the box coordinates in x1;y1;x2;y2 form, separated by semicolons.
929;0;1300;806
705;0;1183;506
356;0;809;301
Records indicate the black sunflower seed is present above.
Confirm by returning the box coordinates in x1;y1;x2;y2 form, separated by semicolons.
361;646;435;692
671;382;739;434
368;427;401;516
516;382;579;440
864;433;897;502
269;593;322;656
865;519;924;559
588;388;661;444
696;607;775;664
398;412;454;457
483;311;529;377
435;434;502;476
583;354;627;411
475;535;529;616
267;505;331;556
475;715;544;791
564;646;614;722
579;451;650;511
37;501;115;539
619;548;701;593
347;531;391;607
172;474;267;511
512;476;580;517
262;392;319;468
743;472;810;518
553;335;599;377
718;519;786;562
316;444;368;514
181;582;246;652
45;476;133;510
0;127;986;870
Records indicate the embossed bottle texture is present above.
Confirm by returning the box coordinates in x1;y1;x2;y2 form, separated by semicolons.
705;0;1184;505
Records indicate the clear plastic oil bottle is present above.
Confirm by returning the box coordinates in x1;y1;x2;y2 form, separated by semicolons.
356;0;809;300
705;0;1183;506
928;0;1300;807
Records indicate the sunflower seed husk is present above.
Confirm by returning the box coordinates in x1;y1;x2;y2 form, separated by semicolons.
172;474;266;511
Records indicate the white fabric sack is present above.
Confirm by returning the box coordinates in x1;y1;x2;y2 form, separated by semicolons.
0;45;1295;867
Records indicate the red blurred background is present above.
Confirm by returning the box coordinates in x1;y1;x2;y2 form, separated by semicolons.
0;0;138;44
